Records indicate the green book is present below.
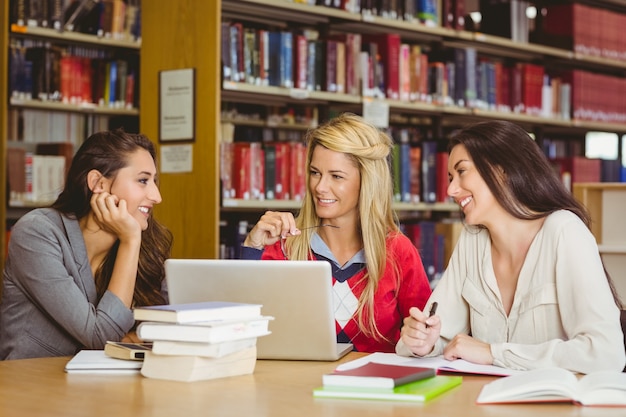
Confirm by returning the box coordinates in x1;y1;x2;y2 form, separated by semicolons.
313;375;462;402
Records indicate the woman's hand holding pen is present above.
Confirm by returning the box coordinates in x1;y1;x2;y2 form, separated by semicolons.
400;303;441;357
244;211;300;250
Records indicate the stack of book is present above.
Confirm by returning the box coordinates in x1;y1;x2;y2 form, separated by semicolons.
133;301;272;382
313;362;462;402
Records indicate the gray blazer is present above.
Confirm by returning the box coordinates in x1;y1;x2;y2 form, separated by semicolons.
0;208;135;359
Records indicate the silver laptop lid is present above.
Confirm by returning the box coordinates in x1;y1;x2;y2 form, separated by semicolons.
164;259;352;361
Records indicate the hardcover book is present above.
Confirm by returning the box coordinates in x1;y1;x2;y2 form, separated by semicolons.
135;316;272;344
151;337;257;358
133;301;263;324
313;375;462;402
476;367;626;406
141;346;258;382
322;362;436;389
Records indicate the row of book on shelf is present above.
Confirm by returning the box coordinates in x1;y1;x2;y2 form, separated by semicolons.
219;131;626;207
222;6;626;125
9;38;138;109
66;301;273;382
6;108;111;144
291;1;626;64
10;0;141;41
6;143;73;206
5;108;111;206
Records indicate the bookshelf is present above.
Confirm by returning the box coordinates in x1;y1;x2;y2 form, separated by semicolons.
573;182;626;302
216;0;626;263
0;1;142;270
7;1;622;269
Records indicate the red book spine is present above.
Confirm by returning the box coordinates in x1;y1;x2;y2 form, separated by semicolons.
273;142;291;200
419;53;429;102
289;142;307;202
409;146;421;203
249;142;265;200
125;72;135;109
60;55;73;104
435;152;449;203
233;143;251;200
81;57;92;103
383;34;401;100
294;34;308;90
454;0;466;30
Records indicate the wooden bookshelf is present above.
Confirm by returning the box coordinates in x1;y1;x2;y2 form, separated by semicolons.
140;0;221;259
573;183;626;301
1;0;8;271
4;0;626;270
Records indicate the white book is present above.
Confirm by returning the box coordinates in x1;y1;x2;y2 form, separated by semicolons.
65;350;142;374
477;367;626;406
136;316;273;344
151;337;257;358
141;346;257;382
133;301;263;324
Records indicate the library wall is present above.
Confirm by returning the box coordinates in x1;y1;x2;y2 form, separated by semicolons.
216;0;626;279
140;0;221;259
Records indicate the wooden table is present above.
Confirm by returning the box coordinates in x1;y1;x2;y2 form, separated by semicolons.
0;352;624;417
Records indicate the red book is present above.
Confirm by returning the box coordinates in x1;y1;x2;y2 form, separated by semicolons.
80;57;92;103
409;146;422;203
125;72;135;109
250;142;265;200
363;33;401;100
435;152;449;203
289;142;306;202
509;62;523;113
232;143;251;199
322;362;436;389
453;0;466;30
272;142;291;200
59;55;74;103
521;63;544;116
293;33;308;90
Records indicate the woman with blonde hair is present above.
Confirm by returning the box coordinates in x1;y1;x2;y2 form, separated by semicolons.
242;113;431;352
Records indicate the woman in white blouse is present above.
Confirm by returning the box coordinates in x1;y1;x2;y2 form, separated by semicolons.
396;120;625;374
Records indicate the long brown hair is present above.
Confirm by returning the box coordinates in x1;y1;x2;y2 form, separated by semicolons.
52;129;173;307
449;120;621;307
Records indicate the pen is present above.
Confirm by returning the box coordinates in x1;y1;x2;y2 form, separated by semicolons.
426;302;438;328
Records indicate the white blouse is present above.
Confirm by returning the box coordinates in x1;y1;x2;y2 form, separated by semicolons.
397;210;625;373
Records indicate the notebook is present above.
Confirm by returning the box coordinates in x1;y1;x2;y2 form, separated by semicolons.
164;259;353;361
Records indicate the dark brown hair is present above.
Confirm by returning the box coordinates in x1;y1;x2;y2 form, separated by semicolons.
52;129;173;307
448;120;621;307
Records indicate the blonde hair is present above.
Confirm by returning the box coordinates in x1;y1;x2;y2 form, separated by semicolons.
284;113;399;340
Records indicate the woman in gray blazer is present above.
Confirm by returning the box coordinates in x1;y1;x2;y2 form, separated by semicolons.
0;129;173;359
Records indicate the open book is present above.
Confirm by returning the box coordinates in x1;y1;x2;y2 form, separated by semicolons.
476;367;626;406
334;352;522;377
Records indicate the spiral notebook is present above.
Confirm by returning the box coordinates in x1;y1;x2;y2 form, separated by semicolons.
164;259;353;361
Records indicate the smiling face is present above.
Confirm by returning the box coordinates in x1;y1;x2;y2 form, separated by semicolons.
107;149;162;230
308;145;361;226
447;144;500;226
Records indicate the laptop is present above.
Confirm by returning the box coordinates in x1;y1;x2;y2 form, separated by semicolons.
164;259;353;361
